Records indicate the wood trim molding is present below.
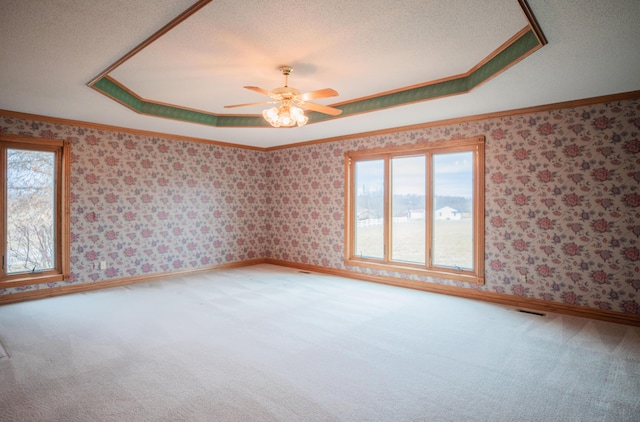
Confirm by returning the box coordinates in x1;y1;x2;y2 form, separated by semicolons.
265;90;640;151
266;259;640;327
2;258;638;327
61;140;72;279
518;0;548;46
3;90;639;153
87;0;214;86
86;0;546;130
0;258;266;306
0;109;264;151
343;136;485;284
329;25;533;108
0;135;71;285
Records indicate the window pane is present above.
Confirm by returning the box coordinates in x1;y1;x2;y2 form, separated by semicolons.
6;149;55;273
391;156;425;264
432;152;474;270
354;159;384;259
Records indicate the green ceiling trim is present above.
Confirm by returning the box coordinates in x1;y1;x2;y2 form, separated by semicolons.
216;114;270;128
139;102;218;126
466;29;539;88
90;28;543;129
92;77;143;110
328;29;540;120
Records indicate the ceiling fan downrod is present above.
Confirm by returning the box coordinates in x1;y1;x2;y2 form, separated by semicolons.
280;66;292;87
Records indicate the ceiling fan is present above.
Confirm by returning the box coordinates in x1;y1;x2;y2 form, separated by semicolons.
224;66;342;127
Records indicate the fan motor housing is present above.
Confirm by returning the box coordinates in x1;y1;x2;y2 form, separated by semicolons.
272;86;301;98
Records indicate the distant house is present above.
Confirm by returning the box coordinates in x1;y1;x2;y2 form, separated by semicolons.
407;209;425;219
357;209;375;220
435;206;461;220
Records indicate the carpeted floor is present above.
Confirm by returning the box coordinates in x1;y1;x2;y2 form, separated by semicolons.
1;264;639;421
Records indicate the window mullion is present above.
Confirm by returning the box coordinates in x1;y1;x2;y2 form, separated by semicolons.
345;136;485;285
384;155;391;263
54;147;63;275
425;153;433;269
1;145;6;277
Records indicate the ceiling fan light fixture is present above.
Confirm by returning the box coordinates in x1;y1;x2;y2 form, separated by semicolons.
290;105;308;125
263;104;308;127
227;65;339;127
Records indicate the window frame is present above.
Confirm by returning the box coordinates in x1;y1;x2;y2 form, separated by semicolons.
1;134;71;286
344;136;485;284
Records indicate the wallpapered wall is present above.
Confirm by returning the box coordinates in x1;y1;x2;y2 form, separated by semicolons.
0;118;269;294
265;97;640;314
1;95;639;314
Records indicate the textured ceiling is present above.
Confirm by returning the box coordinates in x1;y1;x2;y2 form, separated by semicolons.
109;0;526;111
1;0;639;148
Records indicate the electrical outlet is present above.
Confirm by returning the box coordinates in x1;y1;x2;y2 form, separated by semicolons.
101;261;107;270
522;274;528;283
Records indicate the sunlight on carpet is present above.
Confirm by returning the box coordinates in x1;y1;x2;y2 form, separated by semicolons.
0;339;9;361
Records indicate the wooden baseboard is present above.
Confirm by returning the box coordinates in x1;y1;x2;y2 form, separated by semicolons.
3;257;638;327
266;259;640;327
0;258;266;305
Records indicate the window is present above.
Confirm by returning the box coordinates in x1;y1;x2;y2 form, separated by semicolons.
1;135;70;286
344;136;484;284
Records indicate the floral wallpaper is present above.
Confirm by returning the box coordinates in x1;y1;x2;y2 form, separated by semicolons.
0;118;269;294
1;95;639;314
266;97;640;314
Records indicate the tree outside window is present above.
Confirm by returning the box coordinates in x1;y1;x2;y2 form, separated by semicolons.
1;136;70;285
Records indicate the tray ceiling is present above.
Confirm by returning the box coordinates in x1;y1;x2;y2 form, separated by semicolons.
1;0;639;148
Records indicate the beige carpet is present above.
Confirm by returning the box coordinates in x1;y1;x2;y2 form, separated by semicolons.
0;264;639;421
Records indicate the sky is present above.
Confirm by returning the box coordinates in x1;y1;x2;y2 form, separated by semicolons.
355;151;473;198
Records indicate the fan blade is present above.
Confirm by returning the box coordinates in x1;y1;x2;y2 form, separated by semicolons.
299;88;338;101
244;86;273;97
224;101;273;109
300;102;343;116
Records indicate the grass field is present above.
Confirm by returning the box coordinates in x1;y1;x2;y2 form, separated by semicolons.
355;219;473;269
